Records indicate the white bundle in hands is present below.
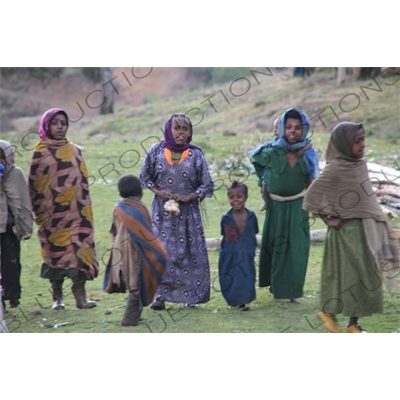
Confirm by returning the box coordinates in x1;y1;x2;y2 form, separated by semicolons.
164;199;180;214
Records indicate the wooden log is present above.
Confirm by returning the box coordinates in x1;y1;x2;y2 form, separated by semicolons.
309;229;327;242
375;185;400;198
319;162;400;187
381;205;399;219
380;196;400;208
366;162;400;186
205;237;223;251
206;229;400;250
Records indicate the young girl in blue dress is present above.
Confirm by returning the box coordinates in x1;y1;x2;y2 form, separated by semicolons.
218;181;259;311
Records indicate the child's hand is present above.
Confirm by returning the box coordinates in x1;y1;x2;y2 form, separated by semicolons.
293;149;304;158
321;215;346;230
293;143;312;158
7;212;15;226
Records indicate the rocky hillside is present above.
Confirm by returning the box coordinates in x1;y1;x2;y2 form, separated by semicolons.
0;67;207;132
1;67;399;142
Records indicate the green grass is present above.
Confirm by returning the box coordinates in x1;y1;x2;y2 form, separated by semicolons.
2;68;400;332
5;244;400;333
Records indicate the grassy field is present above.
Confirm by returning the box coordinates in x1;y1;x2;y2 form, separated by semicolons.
2;68;400;333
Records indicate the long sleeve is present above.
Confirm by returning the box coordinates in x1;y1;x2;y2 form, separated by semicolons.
194;150;214;200
251;149;271;187
140;143;158;189
4;167;33;240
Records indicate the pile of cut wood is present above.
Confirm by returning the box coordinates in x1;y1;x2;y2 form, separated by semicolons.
365;162;400;219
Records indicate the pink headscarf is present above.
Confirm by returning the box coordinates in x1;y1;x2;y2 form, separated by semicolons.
38;108;69;139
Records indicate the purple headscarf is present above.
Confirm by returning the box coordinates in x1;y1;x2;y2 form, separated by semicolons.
38;108;69;139
161;114;202;153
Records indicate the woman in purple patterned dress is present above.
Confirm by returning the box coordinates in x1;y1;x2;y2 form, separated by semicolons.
140;113;214;310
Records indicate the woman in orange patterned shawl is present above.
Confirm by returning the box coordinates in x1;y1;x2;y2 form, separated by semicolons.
28;108;99;310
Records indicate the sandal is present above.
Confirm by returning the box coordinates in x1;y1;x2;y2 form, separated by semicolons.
9;299;20;308
346;324;367;333
184;303;198;308
150;300;165;311
120;318;139;327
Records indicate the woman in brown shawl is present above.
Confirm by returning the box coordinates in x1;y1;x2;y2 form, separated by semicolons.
1;140;33;311
28;108;99;310
303;122;400;333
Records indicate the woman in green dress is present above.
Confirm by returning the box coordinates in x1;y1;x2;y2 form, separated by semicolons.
250;108;319;303
303;122;400;333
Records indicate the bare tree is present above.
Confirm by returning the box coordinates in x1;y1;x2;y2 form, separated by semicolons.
336;67;381;85
337;67;347;85
99;67;115;114
81;67;115;114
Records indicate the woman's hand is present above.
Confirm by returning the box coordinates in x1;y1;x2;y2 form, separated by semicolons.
320;215;347;230
7;212;15;227
152;188;172;201
171;193;194;203
260;201;269;211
